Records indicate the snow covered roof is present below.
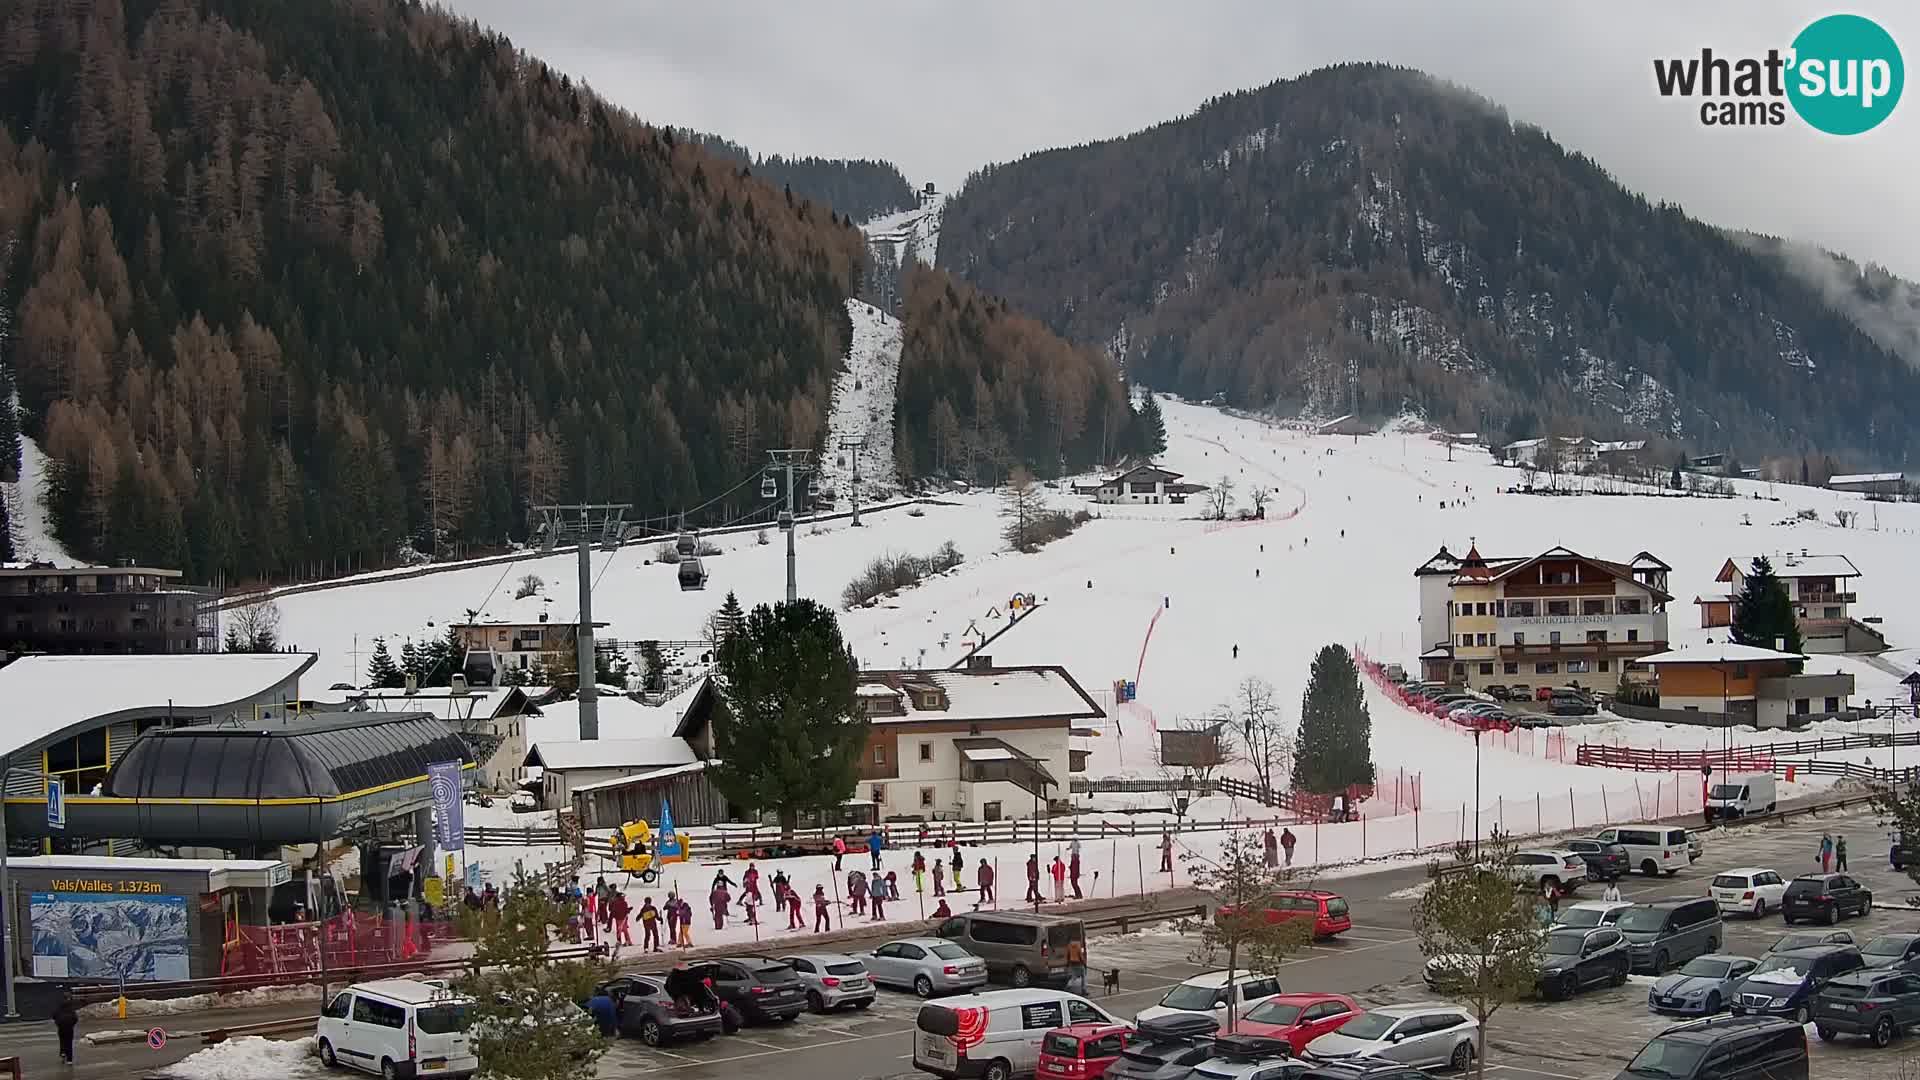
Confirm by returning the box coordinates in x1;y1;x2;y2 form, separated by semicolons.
523;737;699;771
527;694;686;745
1828;472;1904;485
1636;644;1809;666
1483;546;1674;601
1717;554;1861;581
858;666;1104;725
6;854;290;889
1413;547;1461;577
1629;551;1672;570
569;760;708;794
1104;464;1184;484
857;682;904;698
0;653;316;757
1594;439;1648;453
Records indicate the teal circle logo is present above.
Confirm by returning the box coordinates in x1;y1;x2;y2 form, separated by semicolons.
1787;14;1903;134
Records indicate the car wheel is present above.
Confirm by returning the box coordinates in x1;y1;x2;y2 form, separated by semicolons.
984;1058;1014;1080
1641;859;1660;877
1862;896;1875;916
914;975;935;998
381;1060;400;1080
1816;1023;1836;1042
640;1019;663;1046
1872;1015;1896;1047
1650;950;1669;975
1704;992;1721;1015
1449;1040;1475;1071
721;1003;742;1034
318;1039;339;1069
1559;973;1578;1000
807;991;825;1013
1610;962;1629;987
1753;899;1766;919
1793;1005;1810;1026
1825;905;1839;926
1011;965;1033;988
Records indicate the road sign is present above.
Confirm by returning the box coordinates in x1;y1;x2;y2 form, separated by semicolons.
46;778;64;831
147;1027;166;1050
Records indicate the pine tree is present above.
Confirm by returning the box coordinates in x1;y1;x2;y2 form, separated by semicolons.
365;637;403;688
1730;556;1803;657
707;599;866;833
1136;393;1168;457
0;366;20;484
400;640;424;685
716;591;745;644
1293;643;1375;794
0;489;12;562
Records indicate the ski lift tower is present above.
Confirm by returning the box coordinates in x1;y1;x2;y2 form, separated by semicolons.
765;449;816;604
837;434;868;527
531;502;631;740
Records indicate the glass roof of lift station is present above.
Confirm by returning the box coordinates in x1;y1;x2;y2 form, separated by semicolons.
106;713;475;800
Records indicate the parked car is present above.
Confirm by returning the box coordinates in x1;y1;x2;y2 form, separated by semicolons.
1616;1015;1808;1080
1705;774;1777;820
317;978;478;1079
1647;954;1760;1017
1615;898;1723;975
915;987;1123;1080
1563;839;1631;882
1537;927;1633;999
1592;824;1697;877
1710;868;1789;919
1295;1064;1427;1080
1105;1014;1224;1080
1507;849;1589;892
676;958;807;1025
778;952;877;1012
1549;692;1597;717
1553;900;1633;931
1230;993;1359;1055
1302;1003;1478;1071
1731;945;1866;1025
935;911;1084;988
1768;929;1854;954
1189;1035;1313;1080
1136;971;1284;1029
1781;874;1873;925
1039;1023;1133;1080
1214;890;1352;939
1485;685;1514;701
1425;931;1534;989
1812;969;1920;1047
1857;934;1920;973
594;971;724;1045
866;937;989;997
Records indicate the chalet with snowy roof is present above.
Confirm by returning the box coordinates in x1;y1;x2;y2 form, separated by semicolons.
1696;552;1887;654
848;658;1104;821
1635;644;1855;728
1415;544;1670;693
1093;464;1203;505
1826;472;1906;498
452;593;609;684
1315;415;1374;437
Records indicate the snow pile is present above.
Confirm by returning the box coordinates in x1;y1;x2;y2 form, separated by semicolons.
819;298;904;504
3;433;80;566
81;982;323;1019
160;1036;321;1080
863;191;945;268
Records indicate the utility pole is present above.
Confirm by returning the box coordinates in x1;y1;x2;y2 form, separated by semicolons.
838;434;868;527
766;450;815;604
532;501;630;740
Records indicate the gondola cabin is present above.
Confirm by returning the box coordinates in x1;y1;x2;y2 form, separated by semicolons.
678;557;708;591
675;530;697;557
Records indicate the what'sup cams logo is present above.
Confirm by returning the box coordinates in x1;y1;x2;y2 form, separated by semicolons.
1654;13;1903;134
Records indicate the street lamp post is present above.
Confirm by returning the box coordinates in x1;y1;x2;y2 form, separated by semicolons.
1472;727;1483;857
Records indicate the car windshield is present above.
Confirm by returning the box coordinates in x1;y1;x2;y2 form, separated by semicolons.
1677;958;1731;979
1242;1001;1303;1025
1773;934;1824;951
1044;1033;1083;1057
1862;938;1910;961
1613;908;1671;932
1709;785;1744;800
1784;879;1827;896
1334;1012;1396;1041
416;1004;471;1034
1749;956;1810;984
1161;983;1224;1011
1624;1038;1708;1078
826;962;866;976
1556;907;1606;929
931;944;972;960
1543;933;1584;956
1710;875;1752;889
1324;898;1348;917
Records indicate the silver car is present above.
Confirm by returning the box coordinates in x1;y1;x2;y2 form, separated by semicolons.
1304;1003;1478;1071
1647;954;1759;1016
860;936;987;997
779;952;877;1012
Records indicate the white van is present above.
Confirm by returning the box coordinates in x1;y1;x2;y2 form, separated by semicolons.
1592;824;1698;877
1706;773;1777;820
317;978;478;1079
914;988;1122;1080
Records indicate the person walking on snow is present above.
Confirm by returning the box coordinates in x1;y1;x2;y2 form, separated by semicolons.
1836;835;1849;872
1280;827;1297;867
636;896;657;952
1069;839;1083;899
869;877;888;920
813;885;832;931
1050;856;1067;903
743;863;762;906
786;885;804;929
1820;832;1835;872
887;871;901;901
709;883;730;931
868;828;886;871
1158;831;1174;873
952;844;966;886
933;859;946;897
912;851;927;894
1025;854;1043;904
977;859;996;906
664;890;681;944
833;834;847;870
53;990;78;1064
848;869;867;915
611;891;633;949
740;887;760;926
1263;828;1278;869
675;896;694;947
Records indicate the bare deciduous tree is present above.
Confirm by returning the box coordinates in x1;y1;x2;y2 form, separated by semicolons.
1247;485;1271;519
223;597;282;652
1001;466;1047;551
1219;677;1294;801
1205;475;1236;520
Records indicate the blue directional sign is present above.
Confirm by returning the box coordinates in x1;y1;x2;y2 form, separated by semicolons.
46;777;65;831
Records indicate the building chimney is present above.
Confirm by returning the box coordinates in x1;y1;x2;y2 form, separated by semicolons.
968;654;993;669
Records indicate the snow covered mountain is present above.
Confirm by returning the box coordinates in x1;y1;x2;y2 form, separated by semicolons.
818;299;904;503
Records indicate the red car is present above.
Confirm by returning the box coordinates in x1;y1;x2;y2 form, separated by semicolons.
1229;992;1360;1054
1038;1023;1131;1080
1216;889;1353;939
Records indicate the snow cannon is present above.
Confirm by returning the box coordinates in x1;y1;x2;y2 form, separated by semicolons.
612;819;692;884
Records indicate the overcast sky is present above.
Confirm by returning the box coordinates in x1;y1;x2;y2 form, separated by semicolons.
441;1;1917;278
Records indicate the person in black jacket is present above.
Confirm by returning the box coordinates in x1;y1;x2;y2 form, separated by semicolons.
53;990;79;1063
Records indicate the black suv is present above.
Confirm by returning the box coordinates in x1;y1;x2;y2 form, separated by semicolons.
675;957;807;1027
1537;927;1632;1000
1731;945;1864;1026
1618;1015;1807;1080
1106;1014;1220;1080
1563;838;1630;881
1813;969;1920;1047
1781;873;1872;925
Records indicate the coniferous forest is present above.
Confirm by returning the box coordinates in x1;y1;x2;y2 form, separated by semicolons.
675;131;916;224
0;0;866;582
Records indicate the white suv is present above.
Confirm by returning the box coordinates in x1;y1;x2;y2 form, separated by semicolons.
318;978;477;1078
1709;867;1788;918
1510;849;1590;892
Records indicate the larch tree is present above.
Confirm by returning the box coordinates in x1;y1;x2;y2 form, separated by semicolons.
1000;466;1047;552
1413;833;1544;1080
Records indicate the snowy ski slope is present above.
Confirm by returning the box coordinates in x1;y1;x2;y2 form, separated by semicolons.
818;298;903;503
275;397;1920;808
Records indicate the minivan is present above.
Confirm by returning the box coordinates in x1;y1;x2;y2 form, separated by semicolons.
937;911;1085;988
916;988;1124;1080
318;978;478;1079
1614;899;1723;975
1616;1015;1808;1080
1592;825;1697;877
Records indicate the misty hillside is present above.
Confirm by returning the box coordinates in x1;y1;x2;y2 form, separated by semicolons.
940;63;1920;466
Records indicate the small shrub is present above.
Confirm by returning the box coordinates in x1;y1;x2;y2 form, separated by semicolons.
695;540;721;556
513;573;546;600
841;541;966;609
1024;509;1088;550
756;529;770;545
653;542;682;565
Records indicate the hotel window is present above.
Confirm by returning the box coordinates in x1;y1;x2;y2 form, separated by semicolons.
1460;634;1471;647
1586;630;1608;643
1547;600;1572;616
1513;632;1526;645
870;784;886;804
1479;663;1494;675
1598;660;1611;673
1535;661;1558;674
1494;601;1506;617
1794;699;1811;715
1617;597;1643;615
919;742;933;762
1476;603;1488;616
873;744;887;765
1476;634;1489;647
1509;601;1536;617
920;787;936;808
1566;660;1590;674
1549;631;1562;645
1825;697;1840;712
1823;607;1840;619
1582;599;1607;615
1733;663;1748;678
1626;629;1639;643
1503;663;1519;675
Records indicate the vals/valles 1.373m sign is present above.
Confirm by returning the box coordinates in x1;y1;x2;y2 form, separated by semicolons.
1653;13;1904;134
